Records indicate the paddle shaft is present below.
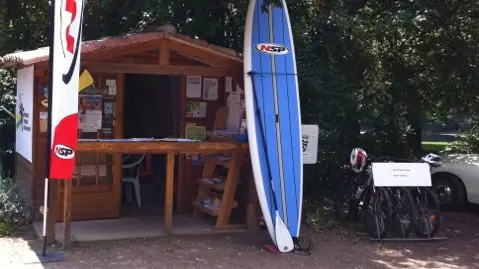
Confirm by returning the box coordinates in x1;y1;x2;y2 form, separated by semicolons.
247;72;281;214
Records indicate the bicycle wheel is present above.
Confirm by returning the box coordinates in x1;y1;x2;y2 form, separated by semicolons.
363;187;393;239
411;187;441;238
334;176;357;222
389;187;418;237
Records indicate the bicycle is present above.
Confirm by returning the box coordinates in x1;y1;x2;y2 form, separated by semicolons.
373;154;442;238
335;155;393;239
386;186;418;237
411;154;442;238
365;156;418;237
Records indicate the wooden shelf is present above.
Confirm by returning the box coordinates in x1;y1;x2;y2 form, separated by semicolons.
192;198;219;216
196;177;225;191
208;191;237;208
204;154;232;168
192;193;238;217
192;149;243;229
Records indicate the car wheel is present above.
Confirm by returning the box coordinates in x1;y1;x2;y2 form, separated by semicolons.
432;173;466;211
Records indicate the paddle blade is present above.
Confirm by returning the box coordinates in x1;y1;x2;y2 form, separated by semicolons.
274;212;294;253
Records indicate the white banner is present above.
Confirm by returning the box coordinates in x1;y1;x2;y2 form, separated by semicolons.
372;162;432;187
49;0;85;179
15;66;34;162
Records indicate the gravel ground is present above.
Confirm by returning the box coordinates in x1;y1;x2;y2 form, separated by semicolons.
1;211;479;269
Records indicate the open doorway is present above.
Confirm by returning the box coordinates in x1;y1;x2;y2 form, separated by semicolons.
121;74;181;217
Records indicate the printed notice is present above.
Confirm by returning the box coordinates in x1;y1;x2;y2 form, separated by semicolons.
372;163;432;187
203;78;219;101
186;76;202;98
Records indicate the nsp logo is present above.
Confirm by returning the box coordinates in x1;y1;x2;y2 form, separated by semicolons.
255;43;289;55
53;144;75;160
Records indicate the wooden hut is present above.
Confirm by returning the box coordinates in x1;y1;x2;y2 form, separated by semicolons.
0;27;257;242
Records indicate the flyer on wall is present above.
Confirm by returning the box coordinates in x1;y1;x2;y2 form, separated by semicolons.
79;95;103;132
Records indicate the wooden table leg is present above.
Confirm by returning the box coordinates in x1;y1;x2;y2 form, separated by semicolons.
164;153;175;234
63;179;72;250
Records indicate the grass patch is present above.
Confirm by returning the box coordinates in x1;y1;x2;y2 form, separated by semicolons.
422;141;451;154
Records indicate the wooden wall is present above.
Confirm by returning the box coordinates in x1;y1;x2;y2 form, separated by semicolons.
15;153;34;219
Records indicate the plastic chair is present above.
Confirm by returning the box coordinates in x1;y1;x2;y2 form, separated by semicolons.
122;154;146;207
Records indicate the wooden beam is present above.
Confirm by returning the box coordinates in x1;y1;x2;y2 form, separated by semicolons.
168;39;241;67
159;40;170;67
82;62;237;77
103;56;158;65
113;73;125;217
82;40;162;61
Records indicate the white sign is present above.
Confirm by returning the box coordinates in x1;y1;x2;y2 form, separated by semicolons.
15;66;34;162
302;124;319;164
203;78;219;101
372;163;432;187
186;76;202;98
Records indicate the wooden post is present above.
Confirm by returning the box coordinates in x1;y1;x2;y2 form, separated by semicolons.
246;160;259;232
164;153;175;233
62;179;72;249
216;150;242;228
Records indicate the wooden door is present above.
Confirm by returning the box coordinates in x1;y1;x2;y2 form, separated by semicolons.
57;72;121;221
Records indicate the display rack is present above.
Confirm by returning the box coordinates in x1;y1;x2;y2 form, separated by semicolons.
192;149;244;229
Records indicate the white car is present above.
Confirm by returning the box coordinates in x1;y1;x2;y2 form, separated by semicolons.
431;154;479;210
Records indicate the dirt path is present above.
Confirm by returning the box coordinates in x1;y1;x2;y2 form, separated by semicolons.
1;212;479;269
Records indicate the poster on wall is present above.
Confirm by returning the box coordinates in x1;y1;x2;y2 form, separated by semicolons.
39;112;48;133
39;84;49;108
105;79;117;96
79;95;103;132
102;97;115;130
203;78;219;100
15;66;34;162
186;101;207;118
186;76;202;98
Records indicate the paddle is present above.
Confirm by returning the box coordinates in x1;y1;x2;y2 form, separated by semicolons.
247;72;294;253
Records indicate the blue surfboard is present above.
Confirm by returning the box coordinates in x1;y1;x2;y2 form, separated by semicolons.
243;0;303;250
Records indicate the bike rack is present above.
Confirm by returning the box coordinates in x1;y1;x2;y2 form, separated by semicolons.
368;205;448;242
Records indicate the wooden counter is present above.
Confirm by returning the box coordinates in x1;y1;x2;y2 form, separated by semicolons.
77;139;248;153
76;139;248;233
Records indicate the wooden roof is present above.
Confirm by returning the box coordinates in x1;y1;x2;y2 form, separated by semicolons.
0;30;243;69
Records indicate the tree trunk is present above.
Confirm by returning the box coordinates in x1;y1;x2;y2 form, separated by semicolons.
406;88;423;156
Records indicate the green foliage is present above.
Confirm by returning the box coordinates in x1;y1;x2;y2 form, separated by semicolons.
0;217;19;237
0;172;32;237
0;69;16;176
442;125;479;154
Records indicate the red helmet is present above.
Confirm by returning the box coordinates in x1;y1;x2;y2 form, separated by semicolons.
350;148;368;173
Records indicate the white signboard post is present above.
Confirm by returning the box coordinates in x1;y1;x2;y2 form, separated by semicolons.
372;162;432;187
302;124;319;164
